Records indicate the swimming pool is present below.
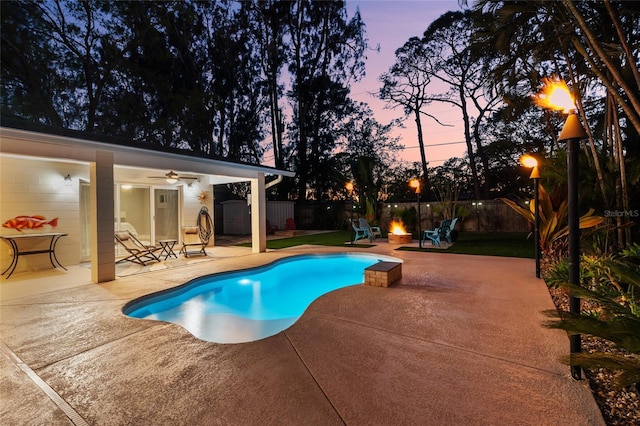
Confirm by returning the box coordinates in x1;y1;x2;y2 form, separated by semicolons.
123;253;401;344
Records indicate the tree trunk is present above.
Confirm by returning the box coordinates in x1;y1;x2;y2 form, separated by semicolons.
611;93;631;247
460;89;481;200
564;1;640;135
566;60;608;205
473;116;490;199
413;104;430;198
604;0;640;90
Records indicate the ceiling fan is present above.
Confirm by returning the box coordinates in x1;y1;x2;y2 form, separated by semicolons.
148;170;199;184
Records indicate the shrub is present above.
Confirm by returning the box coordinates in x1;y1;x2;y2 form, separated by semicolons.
544;244;640;389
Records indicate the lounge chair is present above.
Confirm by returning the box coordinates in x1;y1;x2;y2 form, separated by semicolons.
350;218;375;243
115;231;161;265
180;226;207;257
423;219;452;247
359;218;381;240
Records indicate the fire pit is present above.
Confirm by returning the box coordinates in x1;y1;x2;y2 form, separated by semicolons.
388;233;412;244
387;220;413;244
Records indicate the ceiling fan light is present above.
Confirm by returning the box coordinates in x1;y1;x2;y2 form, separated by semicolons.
165;170;179;184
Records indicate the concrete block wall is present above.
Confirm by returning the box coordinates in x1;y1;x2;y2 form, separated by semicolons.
0;156;85;274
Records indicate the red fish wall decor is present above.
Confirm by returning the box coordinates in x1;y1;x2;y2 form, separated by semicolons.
2;215;59;231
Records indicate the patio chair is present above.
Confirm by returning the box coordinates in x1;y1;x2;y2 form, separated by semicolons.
266;220;278;235
358;218;381;241
115;231;161;265
180;226;207;257
445;217;458;243
351;219;373;243
180;206;213;258
423;219;452;248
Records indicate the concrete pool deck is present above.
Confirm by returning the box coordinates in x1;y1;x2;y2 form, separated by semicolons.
1;242;604;425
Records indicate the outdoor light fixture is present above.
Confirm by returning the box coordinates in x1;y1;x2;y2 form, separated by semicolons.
534;76;586;380
410;178;422;248
164;170;179;184
345;181;354;244
64;174;72;181
520;155;541;278
472;202;482;231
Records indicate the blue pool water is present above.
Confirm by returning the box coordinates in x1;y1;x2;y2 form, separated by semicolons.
123;253;401;344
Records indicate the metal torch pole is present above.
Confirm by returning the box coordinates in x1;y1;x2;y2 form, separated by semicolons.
534;177;541;278
567;136;582;380
350;194;354;245
417;191;422;248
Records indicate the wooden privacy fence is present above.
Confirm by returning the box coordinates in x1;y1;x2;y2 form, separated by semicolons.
212;199;530;235
377;200;530;234
216;200;296;235
293;200;530;234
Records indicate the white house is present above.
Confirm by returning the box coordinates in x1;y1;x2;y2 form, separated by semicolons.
0;124;294;283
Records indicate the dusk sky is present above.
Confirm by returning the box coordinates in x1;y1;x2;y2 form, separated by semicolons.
346;0;467;166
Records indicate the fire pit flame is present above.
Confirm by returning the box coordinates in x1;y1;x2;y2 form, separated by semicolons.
389;220;407;235
387;220;412;244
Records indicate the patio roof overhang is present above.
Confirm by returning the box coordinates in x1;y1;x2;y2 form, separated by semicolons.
0;125;295;185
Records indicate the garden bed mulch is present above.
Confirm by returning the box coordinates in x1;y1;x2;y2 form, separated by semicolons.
547;287;639;425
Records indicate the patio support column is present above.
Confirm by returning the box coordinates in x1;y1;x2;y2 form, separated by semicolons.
209;184;215;247
90;151;115;282
250;173;267;253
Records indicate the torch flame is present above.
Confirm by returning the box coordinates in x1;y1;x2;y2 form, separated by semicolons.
532;77;576;113
389;220;407;235
520;155;538;169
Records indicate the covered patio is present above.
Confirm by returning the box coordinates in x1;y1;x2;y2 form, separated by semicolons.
0;125;294;283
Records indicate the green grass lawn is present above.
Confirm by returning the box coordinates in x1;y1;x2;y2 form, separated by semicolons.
240;230;534;258
239;231;372;249
402;231;535;258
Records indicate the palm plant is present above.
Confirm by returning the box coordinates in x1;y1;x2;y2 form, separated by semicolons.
501;183;604;266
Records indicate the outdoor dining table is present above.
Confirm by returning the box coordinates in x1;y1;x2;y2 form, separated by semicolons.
1;232;68;279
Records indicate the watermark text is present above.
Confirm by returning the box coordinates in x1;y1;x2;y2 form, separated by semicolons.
604;209;639;218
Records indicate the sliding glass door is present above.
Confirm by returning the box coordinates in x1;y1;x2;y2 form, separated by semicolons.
80;183;180;259
115;186;179;244
153;188;179;241
118;186;152;243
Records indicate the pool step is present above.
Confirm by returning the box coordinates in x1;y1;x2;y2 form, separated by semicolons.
364;261;402;288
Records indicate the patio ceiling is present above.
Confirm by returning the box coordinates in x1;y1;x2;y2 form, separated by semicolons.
1;126;294;186
113;165;254;186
